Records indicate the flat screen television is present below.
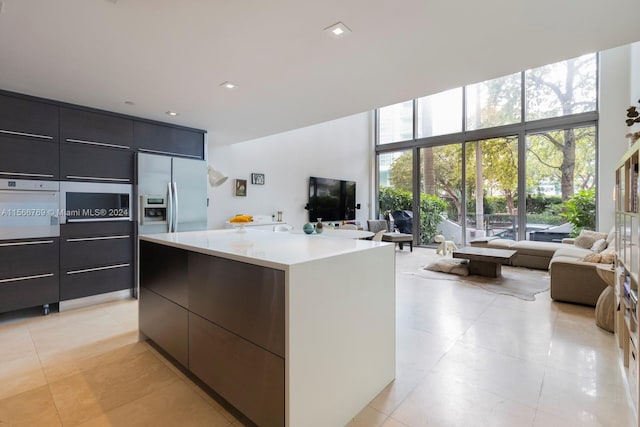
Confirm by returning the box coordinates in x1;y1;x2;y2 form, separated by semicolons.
308;177;356;222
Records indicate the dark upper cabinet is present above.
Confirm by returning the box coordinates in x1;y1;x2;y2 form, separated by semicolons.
0;134;59;179
0;93;58;140
60;107;133;149
134;121;204;159
60;143;134;182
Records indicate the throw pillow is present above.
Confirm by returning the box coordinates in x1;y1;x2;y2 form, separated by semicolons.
574;230;609;249
600;246;616;264
590;239;608;253
582;252;602;263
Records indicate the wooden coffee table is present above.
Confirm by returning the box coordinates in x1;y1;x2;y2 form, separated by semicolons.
452;246;517;278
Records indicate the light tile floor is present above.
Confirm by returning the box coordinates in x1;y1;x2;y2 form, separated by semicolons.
0;247;635;426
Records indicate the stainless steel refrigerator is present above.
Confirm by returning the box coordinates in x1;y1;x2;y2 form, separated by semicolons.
137;152;207;234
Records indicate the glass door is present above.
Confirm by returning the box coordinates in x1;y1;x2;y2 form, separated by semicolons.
465;137;519;241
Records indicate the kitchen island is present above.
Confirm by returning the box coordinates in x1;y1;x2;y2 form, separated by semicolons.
138;229;395;427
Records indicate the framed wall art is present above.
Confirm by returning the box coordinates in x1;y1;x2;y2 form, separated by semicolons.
235;179;247;196
251;173;265;185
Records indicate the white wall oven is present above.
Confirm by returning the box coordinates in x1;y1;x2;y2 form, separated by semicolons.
60;181;131;224
0;179;60;239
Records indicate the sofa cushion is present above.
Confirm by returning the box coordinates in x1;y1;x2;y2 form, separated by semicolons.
590;238;608;253
582;252;602;263
600;245;616;264
606;228;616;244
485;239;516;250
574;230;609;249
511;240;560;257
554;245;593;259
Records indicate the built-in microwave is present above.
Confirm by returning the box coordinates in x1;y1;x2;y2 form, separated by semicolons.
60;182;132;224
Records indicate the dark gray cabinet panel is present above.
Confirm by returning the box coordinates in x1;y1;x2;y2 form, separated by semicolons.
60;143;133;182
140;288;189;367
0;134;59;179
189;313;284;427
60;221;133;238
0;94;58;140
60;107;133;149
60;262;133;300
139;241;189;308
0;238;59;313
61;234;133;270
134;121;204;159
0;274;59;313
0;238;58;278
189;254;285;357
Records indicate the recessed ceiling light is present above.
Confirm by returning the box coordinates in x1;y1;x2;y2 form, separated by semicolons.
220;81;237;89
165;111;178;117
324;22;351;39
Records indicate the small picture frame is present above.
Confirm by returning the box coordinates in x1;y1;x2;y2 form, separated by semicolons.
235;179;247;197
251;173;265;185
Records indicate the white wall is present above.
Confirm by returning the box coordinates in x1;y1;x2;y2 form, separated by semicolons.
599;45;632;231
207;113;373;230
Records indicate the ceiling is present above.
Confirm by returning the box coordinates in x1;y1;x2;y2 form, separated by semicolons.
0;0;639;146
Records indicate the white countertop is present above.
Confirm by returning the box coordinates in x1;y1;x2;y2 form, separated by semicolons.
139;228;388;270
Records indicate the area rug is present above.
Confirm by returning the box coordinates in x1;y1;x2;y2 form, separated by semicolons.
407;254;550;301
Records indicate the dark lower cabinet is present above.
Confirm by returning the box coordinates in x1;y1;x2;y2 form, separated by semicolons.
59;222;134;301
189;313;285;427
139;240;286;427
60;262;133;301
189;254;285;357
0;238;59;313
139;288;188;367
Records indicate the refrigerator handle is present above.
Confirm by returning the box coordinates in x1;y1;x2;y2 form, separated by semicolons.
167;182;174;232
172;181;179;232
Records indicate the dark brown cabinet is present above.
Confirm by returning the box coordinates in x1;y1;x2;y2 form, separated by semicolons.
60;143;133;183
134;121;204;159
189;313;285;427
189;254;285;357
139;241;285;427
59;222;134;301
0;93;59;180
0;238;59;313
60;107;133;149
0;93;58;140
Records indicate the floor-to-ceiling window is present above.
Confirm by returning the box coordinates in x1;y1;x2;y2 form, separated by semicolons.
375;53;598;246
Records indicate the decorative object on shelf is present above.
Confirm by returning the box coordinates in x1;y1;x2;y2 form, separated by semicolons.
303;223;315;234
277;211;283;222
207;166;228;187
235;179;247;197
251;173;265;185
626;100;640;127
316;218;324;234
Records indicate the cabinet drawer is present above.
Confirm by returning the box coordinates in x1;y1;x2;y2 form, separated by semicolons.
61;234;133;269
0;135;59;180
134;121;204;159
140;240;188;308
188;254;285;357
0;272;59;313
60;143;133;183
0;94;58;140
60;107;133;149
629;338;638;405
189;313;284;427
0;238;59;278
139;288;188;367
60;262;133;300
61;221;133;238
